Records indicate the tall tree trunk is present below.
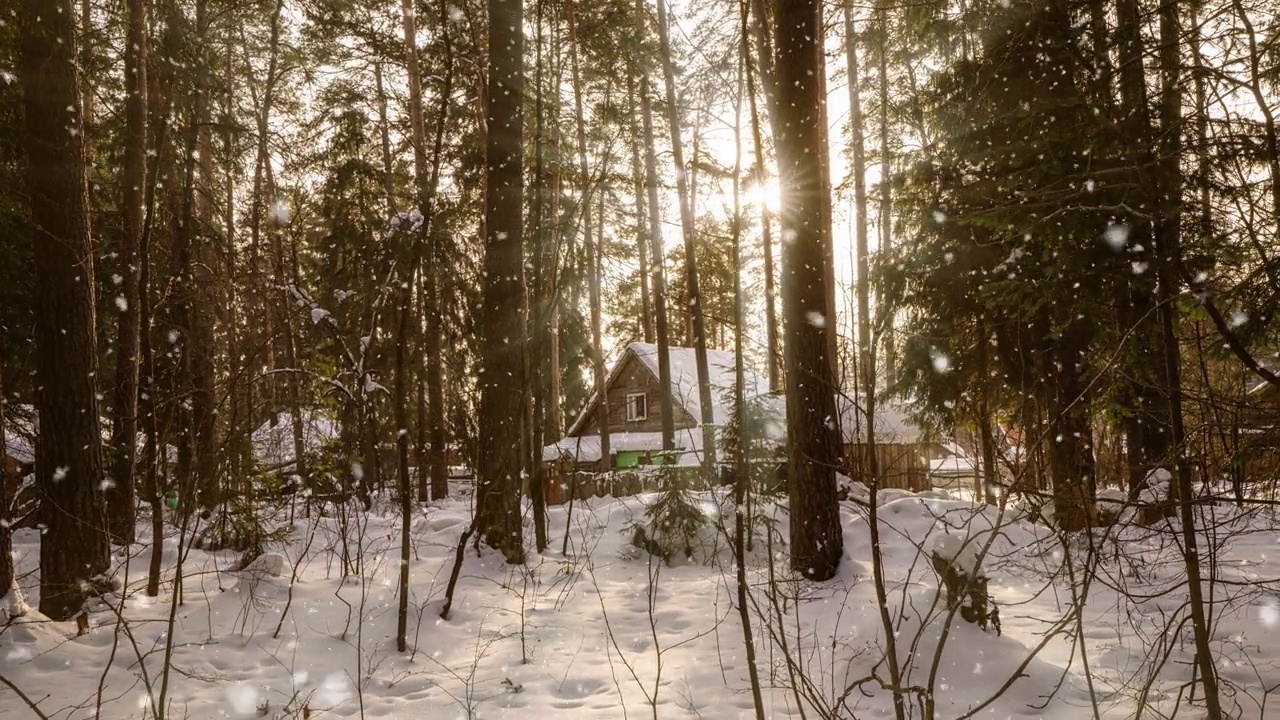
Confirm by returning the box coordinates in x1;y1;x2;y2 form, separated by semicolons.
546;17;565;443
628;76;654;344
975;317;998;504
142;22;168;598
638;67;677;451
375;61;399;215
844;0;873;475
1116;0;1171;497
748;0;782;391
0;360;20;610
106;0;148;544
732;9;766;713
79;0;94;171
477;0;526;564
20;0;112;619
172;0;217;508
876;6;895;381
844;10;905;713
744;39;779;391
427;27;454;504
814;8;841;398
1157;2;1220;714
395;0;427;653
774;0;841;581
570;1;609;472
529;0;549;550
655;0;716;470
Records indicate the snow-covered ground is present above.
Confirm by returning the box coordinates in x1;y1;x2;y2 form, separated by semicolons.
3;484;1279;718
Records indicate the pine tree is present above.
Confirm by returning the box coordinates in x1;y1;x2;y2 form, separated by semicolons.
773;0;842;581
20;0;112;620
476;0;527;564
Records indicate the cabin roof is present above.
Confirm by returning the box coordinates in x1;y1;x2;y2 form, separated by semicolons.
565;342;768;437
750;392;926;445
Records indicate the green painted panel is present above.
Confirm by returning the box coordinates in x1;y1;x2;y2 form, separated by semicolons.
616;451;642;469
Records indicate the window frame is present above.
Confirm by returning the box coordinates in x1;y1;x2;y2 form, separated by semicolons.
624;392;648;422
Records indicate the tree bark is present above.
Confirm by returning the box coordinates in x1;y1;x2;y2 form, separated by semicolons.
1157;2;1221;714
655;0;717;470
477;0;526;564
774;0;842;581
638;67;677;452
569;1;610;473
20;0;112;619
0;360;17;606
628;76;654;344
106;0;148;544
743;37;779;392
375;61;399;215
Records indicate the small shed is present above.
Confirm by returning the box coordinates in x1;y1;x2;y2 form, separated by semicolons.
752;393;947;492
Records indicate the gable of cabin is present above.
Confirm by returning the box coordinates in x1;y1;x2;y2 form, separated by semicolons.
571;350;697;437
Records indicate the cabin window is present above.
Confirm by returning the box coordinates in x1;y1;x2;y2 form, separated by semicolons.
625;392;648;422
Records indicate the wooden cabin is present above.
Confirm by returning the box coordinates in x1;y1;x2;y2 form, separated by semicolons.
1241;378;1280;482
541;343;766;501
541;343;976;500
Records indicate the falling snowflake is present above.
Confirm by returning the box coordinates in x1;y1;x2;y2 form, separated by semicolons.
805;311;826;328
317;673;352;707
53;466;69;482
1229;311;1248;328
225;684;259;715
115;296;128;312
931;349;951;373
1104;224;1129;252
269;200;291;227
1260;599;1278;626
1131;261;1148;275
932;209;947;224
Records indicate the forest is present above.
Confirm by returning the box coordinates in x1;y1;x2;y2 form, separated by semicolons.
2;0;1280;717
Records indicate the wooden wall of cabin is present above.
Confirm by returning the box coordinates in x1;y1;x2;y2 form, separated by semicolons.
846;442;929;491
576;355;696;436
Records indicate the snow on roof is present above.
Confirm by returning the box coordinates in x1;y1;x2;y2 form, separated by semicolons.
751;392;926;446
251;409;341;469
566;343;768;436
930;455;977;477
542;428;709;466
627;343;767;427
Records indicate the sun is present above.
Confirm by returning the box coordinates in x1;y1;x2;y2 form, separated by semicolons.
744;176;781;214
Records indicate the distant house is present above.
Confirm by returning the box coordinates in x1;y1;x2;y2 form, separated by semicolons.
542;343;973;498
751;393;951;492
541;342;765;475
1242;377;1280;480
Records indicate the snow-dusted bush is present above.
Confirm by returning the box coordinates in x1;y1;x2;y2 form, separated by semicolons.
630;477;707;565
928;532;1000;633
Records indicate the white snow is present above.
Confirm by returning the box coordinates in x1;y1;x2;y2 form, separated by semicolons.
4;480;1280;718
